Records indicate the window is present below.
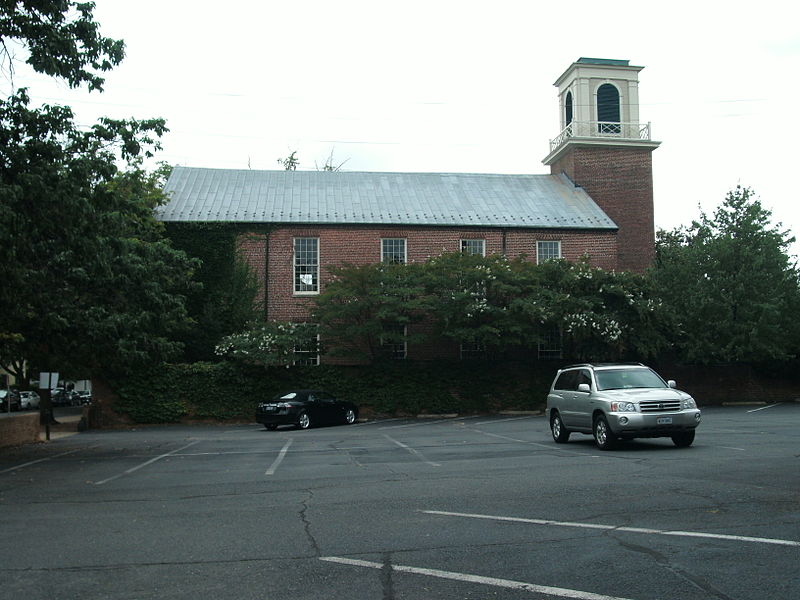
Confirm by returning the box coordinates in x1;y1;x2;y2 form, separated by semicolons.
538;327;563;360
293;332;320;366
596;83;620;134
460;239;485;256
565;91;573;126
294;237;319;294
382;238;406;264
381;323;407;359
460;341;486;360
537;241;561;263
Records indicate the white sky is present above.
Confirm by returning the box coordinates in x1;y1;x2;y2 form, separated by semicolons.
8;0;800;257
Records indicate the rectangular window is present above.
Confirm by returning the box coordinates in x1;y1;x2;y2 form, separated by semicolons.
381;324;407;359
537;240;561;264
381;238;406;264
538;327;563;360
460;239;485;256
294;237;319;294
293;332;320;366
460;341;486;360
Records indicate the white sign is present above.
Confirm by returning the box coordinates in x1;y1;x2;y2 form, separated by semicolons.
38;372;59;390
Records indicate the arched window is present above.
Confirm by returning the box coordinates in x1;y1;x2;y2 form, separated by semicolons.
565;91;573;127
596;84;620;133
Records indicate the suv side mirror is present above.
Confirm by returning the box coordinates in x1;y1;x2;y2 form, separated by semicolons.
577;383;591;393
667;380;676;389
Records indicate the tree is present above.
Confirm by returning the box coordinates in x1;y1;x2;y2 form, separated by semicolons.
311;262;429;362
1;1;124;91
0;2;197;379
653;186;800;364
277;150;299;170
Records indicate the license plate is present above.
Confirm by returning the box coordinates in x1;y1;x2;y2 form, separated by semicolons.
657;417;673;425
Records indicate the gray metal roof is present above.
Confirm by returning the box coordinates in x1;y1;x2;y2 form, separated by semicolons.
157;166;617;230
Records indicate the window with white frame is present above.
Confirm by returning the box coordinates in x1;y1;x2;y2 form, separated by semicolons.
380;323;407;359
460;239;485;256
538;327;563;359
537;240;561;264
293;332;320;366
294;237;319;294
381;238;406;264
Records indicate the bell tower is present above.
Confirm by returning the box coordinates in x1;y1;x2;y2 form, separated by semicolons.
543;58;660;273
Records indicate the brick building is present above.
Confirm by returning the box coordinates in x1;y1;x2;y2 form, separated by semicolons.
158;58;659;362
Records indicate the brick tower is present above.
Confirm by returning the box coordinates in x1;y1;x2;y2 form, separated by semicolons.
543;58;660;273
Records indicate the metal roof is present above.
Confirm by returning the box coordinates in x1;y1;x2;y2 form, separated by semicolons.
157;166;618;230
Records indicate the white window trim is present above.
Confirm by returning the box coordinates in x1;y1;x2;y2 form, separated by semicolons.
294;237;320;295
460;239;486;256
381;238;407;264
536;240;562;264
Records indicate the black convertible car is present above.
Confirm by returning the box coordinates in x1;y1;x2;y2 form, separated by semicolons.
256;390;358;430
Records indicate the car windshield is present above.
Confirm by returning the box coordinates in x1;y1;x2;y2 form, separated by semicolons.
595;368;667;391
276;392;297;400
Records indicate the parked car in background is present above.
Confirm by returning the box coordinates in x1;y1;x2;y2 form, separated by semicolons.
77;390;92;405
546;363;701;450
19;391;41;410
51;388;80;407
257;390;358;430
1;389;21;412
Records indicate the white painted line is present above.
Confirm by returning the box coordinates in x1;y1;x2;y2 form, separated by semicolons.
473;415;536;425
473;429;571;452
265;438;293;475
747;403;782;413
94;441;200;485
719;446;746;451
320;556;636;600
0;448;83;474
422;510;800;548
383;434;440;467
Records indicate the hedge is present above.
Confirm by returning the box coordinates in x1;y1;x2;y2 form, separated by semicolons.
109;359;563;423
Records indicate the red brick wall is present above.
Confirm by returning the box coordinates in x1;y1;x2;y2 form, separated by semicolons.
236;225;618;324
549;146;655;273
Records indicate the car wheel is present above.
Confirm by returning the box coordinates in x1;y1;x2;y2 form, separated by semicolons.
593;415;616;450
550;411;570;443
344;409;356;425
671;430;695;448
297;412;311;430
264;424;278;431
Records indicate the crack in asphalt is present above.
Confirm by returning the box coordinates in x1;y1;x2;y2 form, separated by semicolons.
300;489;321;557
609;534;737;600
380;552;395;600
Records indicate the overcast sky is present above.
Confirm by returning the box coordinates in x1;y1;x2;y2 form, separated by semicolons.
10;0;800;256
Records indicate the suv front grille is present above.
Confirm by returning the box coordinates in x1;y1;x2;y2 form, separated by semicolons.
640;400;681;412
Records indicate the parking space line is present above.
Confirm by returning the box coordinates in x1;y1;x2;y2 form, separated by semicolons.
94;441;200;485
265;438;293;475
383;434;440;467
748;403;782;413
0;448;83;474
422;510;800;547
320;556;636;600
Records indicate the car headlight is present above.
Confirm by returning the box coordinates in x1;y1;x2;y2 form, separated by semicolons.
682;397;697;409
610;401;637;412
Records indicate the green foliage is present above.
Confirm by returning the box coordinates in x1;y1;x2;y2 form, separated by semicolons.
1;1;125;91
653;186;800;364
0;93;196;376
312;261;430;361
277;150;299;170
312;253;669;363
164;223;263;361
108;360;558;423
216;321;319;366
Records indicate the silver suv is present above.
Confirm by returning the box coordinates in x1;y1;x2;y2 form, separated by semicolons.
546;363;701;449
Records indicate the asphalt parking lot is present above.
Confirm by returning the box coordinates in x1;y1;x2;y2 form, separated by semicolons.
1;404;798;600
